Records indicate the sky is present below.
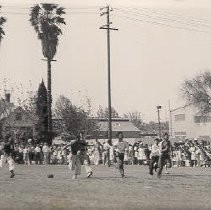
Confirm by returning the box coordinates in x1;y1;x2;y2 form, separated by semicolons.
1;0;211;122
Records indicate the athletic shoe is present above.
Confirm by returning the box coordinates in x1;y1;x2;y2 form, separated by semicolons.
10;173;15;178
149;171;153;175
121;174;127;178
87;171;93;178
157;173;161;178
72;175;77;180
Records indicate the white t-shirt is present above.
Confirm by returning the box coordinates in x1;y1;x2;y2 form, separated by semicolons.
23;148;28;154
34;147;41;153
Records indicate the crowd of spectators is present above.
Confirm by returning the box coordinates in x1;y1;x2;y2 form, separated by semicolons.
172;139;211;167
0;138;211;167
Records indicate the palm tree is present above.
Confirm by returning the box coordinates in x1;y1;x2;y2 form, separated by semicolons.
29;4;66;143
0;6;6;44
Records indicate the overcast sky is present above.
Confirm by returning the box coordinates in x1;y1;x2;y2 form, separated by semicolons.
0;0;211;122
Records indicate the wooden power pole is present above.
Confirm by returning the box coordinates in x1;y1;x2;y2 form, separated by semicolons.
100;5;118;144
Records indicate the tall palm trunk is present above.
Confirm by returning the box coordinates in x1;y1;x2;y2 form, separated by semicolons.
30;3;66;145
47;58;52;143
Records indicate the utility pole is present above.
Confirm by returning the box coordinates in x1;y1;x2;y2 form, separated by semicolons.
156;105;162;139
100;5;118;145
168;100;173;137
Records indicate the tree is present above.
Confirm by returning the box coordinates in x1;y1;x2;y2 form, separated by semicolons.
55;95;98;138
36;80;49;144
0;6;6;43
17;93;37;119
123;111;144;129
181;71;211;114
97;105;119;118
29;3;66;140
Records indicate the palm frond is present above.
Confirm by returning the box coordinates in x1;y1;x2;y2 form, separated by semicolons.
29;3;66;59
56;7;65;15
0;17;6;25
51;17;66;25
29;4;42;34
0;7;6;42
42;4;57;12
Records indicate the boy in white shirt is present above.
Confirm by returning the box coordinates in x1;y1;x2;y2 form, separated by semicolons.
113;132;129;178
149;138;160;175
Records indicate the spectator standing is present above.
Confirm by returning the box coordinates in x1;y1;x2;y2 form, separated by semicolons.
51;145;58;164
28;144;34;165
23;146;29;165
138;143;146;165
18;145;24;164
189;144;197;167
93;140;101;165
133;143;138;165
195;146;201;167
42;143;51;164
102;140;111;166
34;145;41;164
57;146;63;164
61;144;68;164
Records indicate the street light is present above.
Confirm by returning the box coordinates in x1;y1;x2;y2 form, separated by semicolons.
156;105;162;139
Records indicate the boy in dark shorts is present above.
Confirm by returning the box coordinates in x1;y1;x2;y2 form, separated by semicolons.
114;132;129;178
157;133;172;178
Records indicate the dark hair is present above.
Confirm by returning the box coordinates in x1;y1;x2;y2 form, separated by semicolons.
116;132;123;138
76;134;81;141
163;132;169;137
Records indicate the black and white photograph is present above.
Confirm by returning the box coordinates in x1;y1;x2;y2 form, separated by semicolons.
0;0;211;209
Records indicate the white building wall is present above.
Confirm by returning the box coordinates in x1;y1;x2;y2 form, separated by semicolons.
171;105;211;140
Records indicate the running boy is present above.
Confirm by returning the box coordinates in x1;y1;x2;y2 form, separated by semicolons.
114;132;129;178
0;138;15;178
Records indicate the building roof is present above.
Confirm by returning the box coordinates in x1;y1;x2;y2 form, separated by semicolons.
97;119;140;132
170;103;192;113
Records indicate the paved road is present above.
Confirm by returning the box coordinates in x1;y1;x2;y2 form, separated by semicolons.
0;165;210;209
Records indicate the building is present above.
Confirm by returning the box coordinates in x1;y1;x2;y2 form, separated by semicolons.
0;106;37;141
84;118;142;145
95;118;140;139
170;104;211;141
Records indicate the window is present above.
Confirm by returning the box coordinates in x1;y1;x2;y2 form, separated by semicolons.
194;116;211;123
175;131;186;136
15;113;22;121
175;114;185;121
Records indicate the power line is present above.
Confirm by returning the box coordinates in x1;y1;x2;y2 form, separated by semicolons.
114;7;211;29
115;6;211;25
1;5;100;10
1;11;99;15
1;5;211;33
112;11;210;33
1;12;28;15
131;6;211;24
